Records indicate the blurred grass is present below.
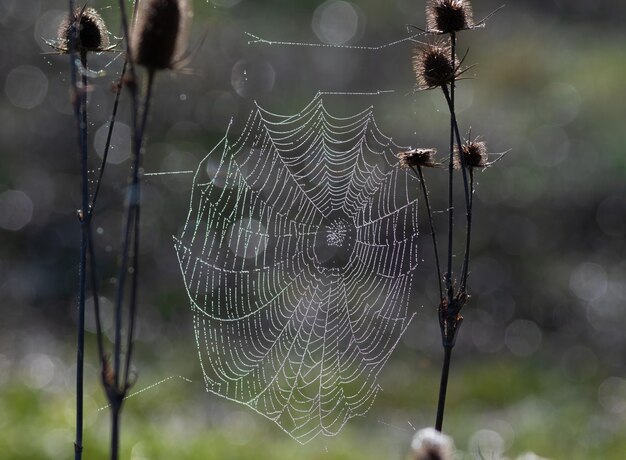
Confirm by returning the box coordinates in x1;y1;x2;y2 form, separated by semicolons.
3;350;626;459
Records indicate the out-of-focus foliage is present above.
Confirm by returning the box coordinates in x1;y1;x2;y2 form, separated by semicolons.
0;0;625;458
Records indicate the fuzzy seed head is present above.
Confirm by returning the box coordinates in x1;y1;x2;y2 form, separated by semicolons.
57;7;110;53
454;139;488;169
413;43;458;90
397;148;439;169
131;0;191;71
426;0;474;34
410;428;454;460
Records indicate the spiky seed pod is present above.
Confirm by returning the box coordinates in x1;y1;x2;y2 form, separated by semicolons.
426;0;474;34
131;0;192;71
410;428;455;460
56;7;110;54
412;42;459;90
454;139;488;169
397;148;439;169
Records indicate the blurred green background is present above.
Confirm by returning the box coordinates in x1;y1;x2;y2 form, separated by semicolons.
1;0;625;458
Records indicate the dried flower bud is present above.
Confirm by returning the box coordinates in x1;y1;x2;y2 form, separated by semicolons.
410;428;455;460
426;0;474;34
413;42;459;90
397;148;439;169
454;138;488;169
54;7;110;54
131;0;192;71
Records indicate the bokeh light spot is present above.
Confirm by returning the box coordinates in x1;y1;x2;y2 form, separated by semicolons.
5;65;48;110
537;82;581;126
312;1;361;46
0;190;34;231
231;59;275;98
94;122;131;164
569;262;607;302
598;377;626;414
505;319;542;356
596;196;626;237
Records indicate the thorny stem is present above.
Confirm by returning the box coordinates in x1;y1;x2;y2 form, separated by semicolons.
411;165;443;300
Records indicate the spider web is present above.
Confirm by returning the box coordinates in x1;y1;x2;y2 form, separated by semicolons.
174;94;421;443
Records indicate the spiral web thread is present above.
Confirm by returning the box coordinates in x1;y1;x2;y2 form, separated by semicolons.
174;94;421;443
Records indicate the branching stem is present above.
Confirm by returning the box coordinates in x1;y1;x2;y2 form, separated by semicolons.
411;165;443;300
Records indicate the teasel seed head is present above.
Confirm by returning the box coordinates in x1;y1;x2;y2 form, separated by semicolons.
55;7;110;54
131;0;192;71
454;137;488;169
409;427;455;460
412;42;459;90
397;148;439;169
426;0;474;34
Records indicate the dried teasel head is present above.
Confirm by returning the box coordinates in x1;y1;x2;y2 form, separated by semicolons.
51;7;111;54
397;148;439;169
426;0;474;34
412;42;460;90
131;0;192;71
454;137;488;169
410;427;455;460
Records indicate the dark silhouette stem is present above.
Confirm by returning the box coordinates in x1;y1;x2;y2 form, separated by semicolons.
73;41;88;460
461;170;474;291
108;4;141;459
411;165;443;300
444;33;457;296
441;86;470;212
435;346;453;431
441;84;472;292
110;402;121;460
89;59;128;216
124;70;155;386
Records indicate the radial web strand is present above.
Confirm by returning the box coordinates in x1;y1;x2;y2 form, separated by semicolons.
174;94;421;443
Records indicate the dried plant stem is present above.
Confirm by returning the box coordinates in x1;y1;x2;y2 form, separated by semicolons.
72;23;88;454
89;59;128;215
435;346;452;431
440;83;473;292
461;170;474;292
90;0;139;215
109;68;154;460
411;165;444;299
435;31;474;432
